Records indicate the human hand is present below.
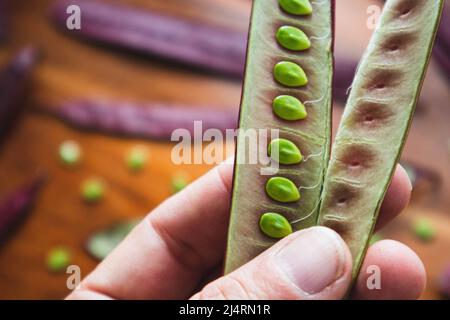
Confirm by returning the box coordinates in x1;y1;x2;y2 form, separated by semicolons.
67;158;425;300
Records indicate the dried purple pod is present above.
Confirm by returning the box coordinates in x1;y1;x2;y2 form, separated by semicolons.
401;161;441;191
50;0;361;96
334;57;359;103
435;3;450;79
438;264;450;299
434;43;450;78
436;3;450;51
49;0;247;77
0;0;8;42
53;100;238;141
0;174;45;242
0;46;39;137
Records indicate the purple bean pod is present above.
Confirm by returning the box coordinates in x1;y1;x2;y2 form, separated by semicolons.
0;46;39;136
333;57;359;103
438;264;450;299
435;3;450;79
50;0;362;97
434;42;450;80
0;174;45;242
0;0;8;42
54;100;238;141
49;0;247;77
401;161;441;191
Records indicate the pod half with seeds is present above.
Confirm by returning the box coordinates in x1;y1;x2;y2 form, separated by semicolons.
225;0;334;273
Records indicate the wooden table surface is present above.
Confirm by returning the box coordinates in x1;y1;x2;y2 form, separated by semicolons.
0;0;449;299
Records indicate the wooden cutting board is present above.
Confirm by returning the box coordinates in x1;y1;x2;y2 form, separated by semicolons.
0;0;448;299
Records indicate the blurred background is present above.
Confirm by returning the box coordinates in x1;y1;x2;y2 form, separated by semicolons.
0;0;449;299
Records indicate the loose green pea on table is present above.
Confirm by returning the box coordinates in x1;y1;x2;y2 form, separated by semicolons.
81;178;105;203
126;146;149;172
46;247;71;272
59;140;81;166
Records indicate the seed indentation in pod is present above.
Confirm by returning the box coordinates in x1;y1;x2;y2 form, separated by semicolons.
259;212;293;239
274;61;308;87
276;26;311;51
268;138;303;165
265;176;300;202
278;0;313;16
273;95;307;120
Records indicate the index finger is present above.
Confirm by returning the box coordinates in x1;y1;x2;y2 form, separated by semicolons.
69;158;234;300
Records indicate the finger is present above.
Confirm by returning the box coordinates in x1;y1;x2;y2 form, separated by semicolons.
375;164;412;230
68;160;410;300
191;227;353;300
352;240;426;300
68;158;235;300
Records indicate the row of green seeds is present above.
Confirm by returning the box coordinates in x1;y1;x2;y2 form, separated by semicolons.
260;0;314;239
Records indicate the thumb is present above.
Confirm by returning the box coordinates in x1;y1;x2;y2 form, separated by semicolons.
191;227;353;300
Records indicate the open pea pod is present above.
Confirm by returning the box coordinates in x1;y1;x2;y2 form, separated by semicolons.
225;0;334;273
318;0;444;280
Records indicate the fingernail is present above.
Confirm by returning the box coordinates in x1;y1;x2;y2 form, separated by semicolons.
398;164;413;192
222;155;235;166
277;227;347;294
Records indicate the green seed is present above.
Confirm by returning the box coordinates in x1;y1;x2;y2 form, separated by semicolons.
46;247;71;272
276;26;311;51
171;173;189;194
274;61;308;87
278;0;313;15
259;212;293;239
266;177;300;203
273;95;307;121
59;140;81;166
82;178;104;203
126;146;149;171
268;138;303;165
413;218;435;242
